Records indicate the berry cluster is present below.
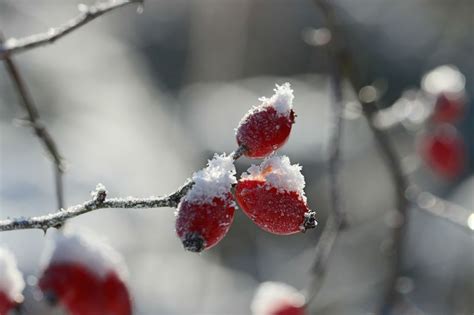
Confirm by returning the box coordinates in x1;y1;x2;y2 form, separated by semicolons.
175;83;317;252
39;230;132;315
419;66;468;179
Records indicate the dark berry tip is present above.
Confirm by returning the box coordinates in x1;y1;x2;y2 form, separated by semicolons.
182;232;206;253
44;291;59;306
301;211;317;232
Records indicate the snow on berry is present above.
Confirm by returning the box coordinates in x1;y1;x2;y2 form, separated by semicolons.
236;155;316;235
419;126;466;179
176;153;237;252
41;229;128;280
236;83;295;158
39;229;132;315
251;282;306;315
0;248;25;314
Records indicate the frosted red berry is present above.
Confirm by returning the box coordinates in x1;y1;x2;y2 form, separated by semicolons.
103;272;132;315
236;83;295;158
0;248;24;315
236;156;315;235
39;263;104;315
432;92;465;123
420;126;466;179
251;282;306;315
175;153;237;252
176;193;236;252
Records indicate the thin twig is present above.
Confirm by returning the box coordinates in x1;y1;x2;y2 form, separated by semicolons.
0;0;143;58
362;103;409;314
0;182;192;232
306;0;346;305
0;148;245;232
1;34;65;211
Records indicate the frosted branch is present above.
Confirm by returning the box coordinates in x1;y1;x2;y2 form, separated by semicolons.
0;0;143;58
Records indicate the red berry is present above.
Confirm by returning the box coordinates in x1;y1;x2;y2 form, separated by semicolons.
0;291;16;315
236;83;295;158
432;92;465;123
236;156;315;235
420;126;466;179
176;154;237;252
0;248;24;314
103;272;132;315
251;282;306;315
39;231;131;315
39;263;104;315
176;194;236;252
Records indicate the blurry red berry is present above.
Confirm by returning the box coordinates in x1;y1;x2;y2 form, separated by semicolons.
176;193;236;252
103;272;132;315
420;126;466;179
236;83;295;158
272;304;306;315
176;154;237;252
0;291;16;315
251;282;306;315
432;92;465;123
0;248;24;315
39;231;131;315
39;263;104;315
236;156;315;235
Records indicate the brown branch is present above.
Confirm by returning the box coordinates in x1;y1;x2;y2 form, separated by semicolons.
1;34;65;211
306;0;346;305
0;0;143;58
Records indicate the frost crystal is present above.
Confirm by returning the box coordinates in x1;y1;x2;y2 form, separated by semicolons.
185;153;237;204
259;82;294;115
41;229;128;280
242;155;306;202
251;281;305;315
0;248;25;302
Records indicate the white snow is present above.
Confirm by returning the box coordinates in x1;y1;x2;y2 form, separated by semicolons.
422;65;465;95
0;248;25;302
241;155;307;202
251;281;305;315
41;229;128;280
259;82;294;115
184;153;237;204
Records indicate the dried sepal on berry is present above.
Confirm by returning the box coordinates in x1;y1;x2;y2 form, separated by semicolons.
39;229;131;315
251;282;306;315
236;155;316;235
176;153;237;252
236;83;295;158
0;248;25;315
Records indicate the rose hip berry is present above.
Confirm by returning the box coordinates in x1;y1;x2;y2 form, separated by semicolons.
420;126;466;179
236;155;316;235
432;92;465;123
251;282;306;315
39;230;131;315
236;83;295;158
0;248;24;315
176;153;237;252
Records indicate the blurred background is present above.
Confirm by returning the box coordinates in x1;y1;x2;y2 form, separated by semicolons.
0;0;473;314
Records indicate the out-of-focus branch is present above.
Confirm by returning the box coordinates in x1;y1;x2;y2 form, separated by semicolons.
1;34;65;211
0;182;192;232
407;186;474;232
306;0;346;306
0;0;143;58
0;149;245;232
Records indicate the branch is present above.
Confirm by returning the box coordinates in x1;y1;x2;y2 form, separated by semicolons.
1;34;65;211
0;182;192;232
407;186;474;233
0;0;143;58
306;0;346;305
0;148;245;233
